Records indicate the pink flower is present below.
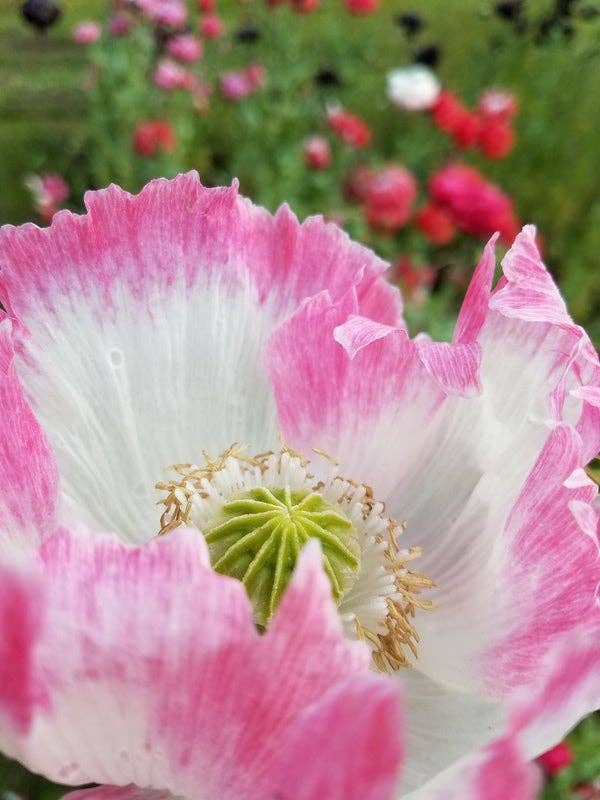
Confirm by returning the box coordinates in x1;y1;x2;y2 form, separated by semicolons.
364;164;417;232
153;58;195;91
219;64;265;101
200;13;224;38
0;175;599;798
24;173;69;221
139;0;187;27
167;33;203;63
303;135;331;169
72;21;102;44
479;87;519;121
430;163;520;242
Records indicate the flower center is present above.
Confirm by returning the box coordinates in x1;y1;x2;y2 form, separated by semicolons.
156;445;433;670
202;486;360;627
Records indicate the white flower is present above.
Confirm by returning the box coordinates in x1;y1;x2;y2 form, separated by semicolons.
386;64;441;111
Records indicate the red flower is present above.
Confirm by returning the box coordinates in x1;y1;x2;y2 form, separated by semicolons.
478;118;515;159
327;107;371;148
451;109;482;149
393;256;436;305
291;0;320;11
303;136;331;170
538;742;574;777
344;0;378;13
364;164;417;233
342;164;375;202
197;0;215;11
133;120;177;157
200;14;224;38
431;90;465;134
430;163;519;243
415;202;456;244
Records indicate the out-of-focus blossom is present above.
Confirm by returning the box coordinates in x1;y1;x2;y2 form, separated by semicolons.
139;0;187;27
452;108;482;149
431;89;465;133
153;58;195;91
413;43;441;67
479;88;519;121
21;0;61;32
415;201;456;244
291;0;321;13
72;21;102;45
235;25;261;44
197;0;215;11
303;135;331;170
395;10;423;36
200;13;224;38
24;173;69;222
132;119;177;157
538;741;574;776
393;255;436;305
344;0;378;15
431;163;520;242
167;33;203;62
387;64;440;111
219;63;265;101
342;164;374;202
364;164;417;232
479;117;516;159
327;106;371;148
108;13;133;36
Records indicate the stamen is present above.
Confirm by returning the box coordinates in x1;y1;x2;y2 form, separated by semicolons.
155;444;434;671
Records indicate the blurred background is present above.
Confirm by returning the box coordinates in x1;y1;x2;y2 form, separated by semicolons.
0;0;599;798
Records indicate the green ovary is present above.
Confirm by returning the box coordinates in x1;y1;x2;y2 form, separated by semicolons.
204;486;361;627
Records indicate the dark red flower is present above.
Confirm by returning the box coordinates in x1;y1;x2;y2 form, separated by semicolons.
415;202;456;244
291;0;320;12
343;164;375;203
197;0;215;12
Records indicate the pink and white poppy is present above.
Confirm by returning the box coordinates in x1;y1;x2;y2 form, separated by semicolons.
153;58;195;91
0;174;598;798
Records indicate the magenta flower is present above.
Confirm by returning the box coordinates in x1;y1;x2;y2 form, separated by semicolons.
166;33;203;63
24;172;69;221
0;174;598;798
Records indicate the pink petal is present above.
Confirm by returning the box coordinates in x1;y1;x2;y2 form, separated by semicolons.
268;228;600;711
0;175;400;543
0;529;402;797
412;631;600;800
0;317;58;553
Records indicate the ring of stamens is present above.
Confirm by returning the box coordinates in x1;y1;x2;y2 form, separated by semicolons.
156;443;434;672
